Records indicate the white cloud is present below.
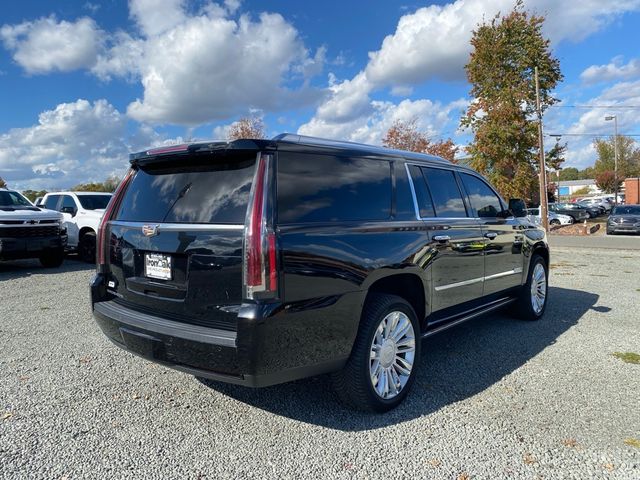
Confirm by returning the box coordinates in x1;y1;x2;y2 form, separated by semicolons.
0;99;164;190
366;0;640;88
128;0;186;37
123;11;321;125
581;56;640;84
299;97;467;146
0;16;103;74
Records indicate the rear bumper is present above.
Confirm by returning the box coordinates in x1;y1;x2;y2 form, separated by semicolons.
0;234;67;260
91;274;358;387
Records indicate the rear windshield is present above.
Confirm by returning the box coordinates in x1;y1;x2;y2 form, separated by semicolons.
77;194;112;210
115;156;256;224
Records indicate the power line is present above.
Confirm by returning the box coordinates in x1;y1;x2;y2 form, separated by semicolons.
546;133;640;137
548;105;640;109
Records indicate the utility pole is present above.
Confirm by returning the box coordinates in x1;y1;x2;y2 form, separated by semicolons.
534;67;549;232
605;115;619;205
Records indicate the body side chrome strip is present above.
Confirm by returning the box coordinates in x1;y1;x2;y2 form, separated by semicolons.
484;267;523;281
434;276;484;292
435;268;523;291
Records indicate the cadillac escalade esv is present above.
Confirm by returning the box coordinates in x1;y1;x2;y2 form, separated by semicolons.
91;134;549;411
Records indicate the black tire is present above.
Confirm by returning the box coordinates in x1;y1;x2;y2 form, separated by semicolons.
515;254;548;321
39;249;64;268
332;294;421;412
550;219;560;226
79;232;97;263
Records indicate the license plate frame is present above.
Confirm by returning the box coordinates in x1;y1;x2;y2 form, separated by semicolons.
144;252;172;281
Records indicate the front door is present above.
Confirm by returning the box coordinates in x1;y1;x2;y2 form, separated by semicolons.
458;172;524;296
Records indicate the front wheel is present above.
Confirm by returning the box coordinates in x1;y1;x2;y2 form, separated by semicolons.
79;232;96;263
39;249;64;268
550;219;560;226
515;255;548;321
332;294;420;412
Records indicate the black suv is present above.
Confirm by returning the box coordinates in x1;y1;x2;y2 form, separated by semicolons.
91;134;550;412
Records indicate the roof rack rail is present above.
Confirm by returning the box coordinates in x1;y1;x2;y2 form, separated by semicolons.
271;133;450;163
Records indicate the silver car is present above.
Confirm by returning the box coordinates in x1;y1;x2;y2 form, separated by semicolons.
525;208;573;226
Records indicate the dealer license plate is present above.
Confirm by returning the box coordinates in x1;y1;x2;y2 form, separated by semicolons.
144;253;172;280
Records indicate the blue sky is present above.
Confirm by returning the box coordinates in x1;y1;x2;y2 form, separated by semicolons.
1;0;640;190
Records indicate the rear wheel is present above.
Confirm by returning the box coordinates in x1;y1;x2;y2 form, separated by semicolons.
515;255;548;321
39;249;64;268
550;219;560;226
79;232;96;263
332;294;420;412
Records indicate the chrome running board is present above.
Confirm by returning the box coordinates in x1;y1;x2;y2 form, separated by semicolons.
422;297;515;338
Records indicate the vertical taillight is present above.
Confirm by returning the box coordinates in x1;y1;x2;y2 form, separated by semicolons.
97;168;135;269
243;153;278;300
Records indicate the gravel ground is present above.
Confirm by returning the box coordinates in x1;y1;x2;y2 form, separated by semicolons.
1;249;639;479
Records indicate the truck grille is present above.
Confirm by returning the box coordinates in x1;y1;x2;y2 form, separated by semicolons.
0;225;60;238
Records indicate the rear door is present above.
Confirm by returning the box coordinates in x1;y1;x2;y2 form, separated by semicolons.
408;165;485;313
105;153;258;332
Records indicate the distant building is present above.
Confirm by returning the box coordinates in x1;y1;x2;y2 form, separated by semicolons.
555;178;600;197
625;178;640;204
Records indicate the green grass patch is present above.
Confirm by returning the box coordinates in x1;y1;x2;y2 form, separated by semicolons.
624;438;640;448
613;352;640;364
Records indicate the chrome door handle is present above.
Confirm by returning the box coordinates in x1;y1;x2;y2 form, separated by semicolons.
433;235;451;242
484;232;498;240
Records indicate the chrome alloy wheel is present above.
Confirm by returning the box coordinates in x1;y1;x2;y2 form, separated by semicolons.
530;262;547;314
369;311;416;399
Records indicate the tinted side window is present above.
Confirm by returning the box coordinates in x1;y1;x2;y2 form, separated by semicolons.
60;195;76;212
277;153;391;223
460;173;502;218
421;168;467;218
407;165;435;218
44;195;61;210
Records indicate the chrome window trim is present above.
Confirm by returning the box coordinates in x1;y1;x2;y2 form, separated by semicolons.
404;161;512;221
403;163;421;221
109;220;243;231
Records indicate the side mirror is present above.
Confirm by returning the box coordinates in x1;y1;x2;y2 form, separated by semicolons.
508;198;527;218
61;206;77;217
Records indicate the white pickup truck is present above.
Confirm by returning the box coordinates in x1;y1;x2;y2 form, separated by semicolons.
0;189;67;267
38;192;112;262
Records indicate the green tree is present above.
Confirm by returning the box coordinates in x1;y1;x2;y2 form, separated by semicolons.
22;189;48;202
593;135;640;178
461;1;563;201
72;174;122;193
558;167;580;181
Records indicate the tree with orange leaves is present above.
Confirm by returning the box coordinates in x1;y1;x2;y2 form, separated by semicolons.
382;119;458;163
227;117;266;140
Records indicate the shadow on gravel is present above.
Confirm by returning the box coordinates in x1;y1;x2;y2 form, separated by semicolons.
200;286;600;431
0;256;93;281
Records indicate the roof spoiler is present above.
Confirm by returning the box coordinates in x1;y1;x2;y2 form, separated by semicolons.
129;139;276;166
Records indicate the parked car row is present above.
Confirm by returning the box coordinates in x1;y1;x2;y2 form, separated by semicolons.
0;188;112;268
